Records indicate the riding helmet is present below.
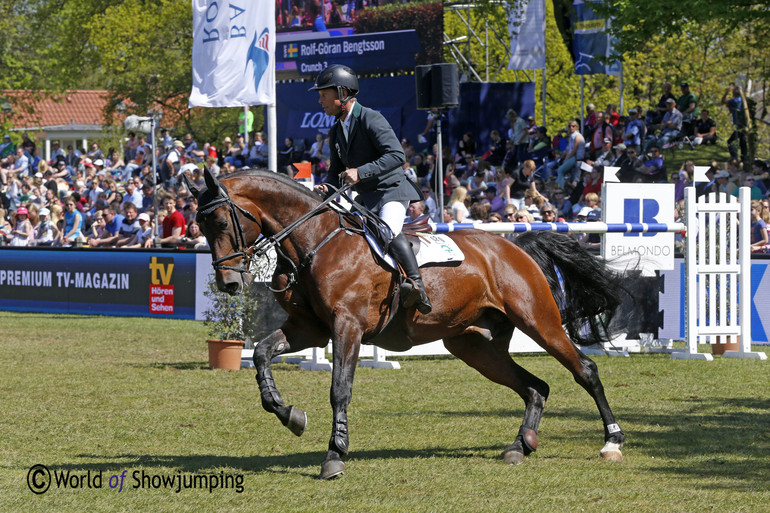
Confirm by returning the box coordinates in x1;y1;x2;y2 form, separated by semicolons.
308;64;359;101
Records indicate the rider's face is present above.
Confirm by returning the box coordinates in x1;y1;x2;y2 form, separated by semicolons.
318;88;342;117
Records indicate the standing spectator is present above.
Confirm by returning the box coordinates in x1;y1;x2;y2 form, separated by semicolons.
693;109;717;146
677;82;698;133
721;85;748;163
238;109;254;136
506;109;529;165
583;103;597;137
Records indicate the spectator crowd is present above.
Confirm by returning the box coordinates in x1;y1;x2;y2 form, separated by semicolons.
0;80;767;252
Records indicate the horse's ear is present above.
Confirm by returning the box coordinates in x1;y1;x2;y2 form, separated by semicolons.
181;172;200;199
203;166;219;195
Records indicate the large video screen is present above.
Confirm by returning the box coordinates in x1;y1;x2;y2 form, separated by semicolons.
275;0;442;80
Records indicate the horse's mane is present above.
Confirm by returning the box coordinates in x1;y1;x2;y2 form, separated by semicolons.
223;168;322;204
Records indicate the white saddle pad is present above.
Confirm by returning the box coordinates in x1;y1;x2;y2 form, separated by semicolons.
363;230;465;272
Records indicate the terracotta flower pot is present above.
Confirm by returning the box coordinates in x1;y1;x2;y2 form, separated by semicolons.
712;336;740;355
207;339;245;370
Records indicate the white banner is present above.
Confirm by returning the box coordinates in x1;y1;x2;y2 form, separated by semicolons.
602;183;675;276
189;0;275;107
507;0;546;71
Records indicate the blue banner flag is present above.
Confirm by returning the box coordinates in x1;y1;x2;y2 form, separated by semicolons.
570;0;620;76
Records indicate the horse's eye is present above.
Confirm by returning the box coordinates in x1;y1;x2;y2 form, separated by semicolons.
218;221;228;230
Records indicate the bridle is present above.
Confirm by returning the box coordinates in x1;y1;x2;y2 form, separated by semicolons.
196;178;359;291
196;182;263;275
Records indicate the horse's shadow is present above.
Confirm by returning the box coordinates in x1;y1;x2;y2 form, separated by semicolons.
63;446;493;478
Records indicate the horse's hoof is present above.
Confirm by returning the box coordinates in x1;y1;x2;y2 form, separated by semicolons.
319;459;345;480
502;450;525;465
285;406;306;437
600;442;623;462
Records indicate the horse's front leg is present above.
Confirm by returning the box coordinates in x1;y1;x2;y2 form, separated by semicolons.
253;320;325;436
320;316;362;480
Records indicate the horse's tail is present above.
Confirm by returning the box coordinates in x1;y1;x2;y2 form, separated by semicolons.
513;231;624;346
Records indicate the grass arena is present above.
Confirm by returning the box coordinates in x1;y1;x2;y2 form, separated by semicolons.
1;312;768;513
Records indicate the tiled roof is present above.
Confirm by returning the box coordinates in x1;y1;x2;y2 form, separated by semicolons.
1;90;114;129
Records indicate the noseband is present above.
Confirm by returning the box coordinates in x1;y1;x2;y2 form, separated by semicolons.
196;183;263;275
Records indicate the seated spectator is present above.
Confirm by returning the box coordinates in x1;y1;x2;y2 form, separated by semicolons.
622;108;644;151
588;138;615;167
750;200;768;252
540;202;557;223
182;220;208;248
693;109;717;146
156;196;186;247
502;159;537;210
483;130;506;166
581;166;603;201
9;206;34;246
550;186;572;221
648;82;676;128
245;132;267;167
182;133;201;162
483;185;506;217
468;201;491;222
732;174;763;200
675;161;694;202
714;170;736;195
88;210;107;240
86;142;104;161
606;104;620;126
641;146;665;182
467;170;488;200
406;200;426;221
61;196;85;246
88;205;124;247
277;137;296;175
116;203;141;246
34;207;57;246
448;186;469;222
750;159;769;196
646;99;682;151
456;131;477;162
556;120;585;187
617;146;645;182
590;112;613;159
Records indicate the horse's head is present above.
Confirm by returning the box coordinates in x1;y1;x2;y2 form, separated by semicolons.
184;169;262;295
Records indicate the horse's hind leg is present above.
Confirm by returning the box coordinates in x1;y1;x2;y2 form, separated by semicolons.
443;325;550;465
253;318;329;436
520;318;625;461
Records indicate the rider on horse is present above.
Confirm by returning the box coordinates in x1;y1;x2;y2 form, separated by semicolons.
311;64;433;314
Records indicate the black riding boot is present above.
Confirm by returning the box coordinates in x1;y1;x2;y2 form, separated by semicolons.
388;232;432;314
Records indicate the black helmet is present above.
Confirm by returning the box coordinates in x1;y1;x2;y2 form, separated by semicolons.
308;64;359;105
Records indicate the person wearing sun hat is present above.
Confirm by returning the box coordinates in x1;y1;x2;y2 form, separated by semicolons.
9;206;34;246
34;207;56;245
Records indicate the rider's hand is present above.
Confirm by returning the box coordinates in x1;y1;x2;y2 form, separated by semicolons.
314;184;328;194
341;168;360;185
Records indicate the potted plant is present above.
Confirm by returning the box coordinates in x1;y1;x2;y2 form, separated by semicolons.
203;277;261;370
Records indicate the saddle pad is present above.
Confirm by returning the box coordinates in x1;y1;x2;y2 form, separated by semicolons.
363;229;465;272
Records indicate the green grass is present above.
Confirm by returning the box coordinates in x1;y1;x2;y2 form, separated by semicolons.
1;312;769;512
661;139;731;173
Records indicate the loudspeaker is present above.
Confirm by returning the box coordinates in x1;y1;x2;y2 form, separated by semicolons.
415;63;459;110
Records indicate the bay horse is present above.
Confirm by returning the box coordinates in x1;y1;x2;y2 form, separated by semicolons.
186;168;626;479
